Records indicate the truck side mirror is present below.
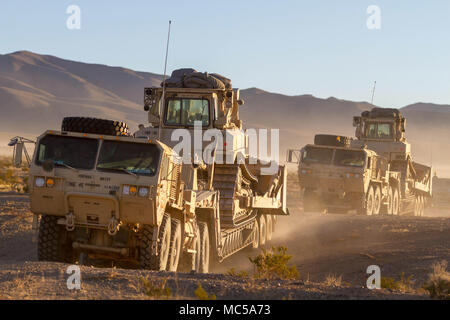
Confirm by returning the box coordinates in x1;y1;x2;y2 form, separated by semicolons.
286;149;301;164
353;116;361;127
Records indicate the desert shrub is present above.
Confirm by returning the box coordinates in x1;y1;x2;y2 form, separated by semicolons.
194;282;216;300
423;260;450;299
226;268;249;278
141;277;172;299
381;273;414;292
249;246;299;280
324;274;342;287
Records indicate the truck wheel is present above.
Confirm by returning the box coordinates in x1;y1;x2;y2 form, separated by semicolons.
167;219;182;272
38;215;74;263
177;227;200;273
392;188;400;215
418;195;425;217
365;186;375;216
414;195;420;216
61;117;130;136
198;222;210;274
251;220;260;249
258;214;267;247
266;215;273;241
140;214;171;271
387;187;394;215
373;186;381;215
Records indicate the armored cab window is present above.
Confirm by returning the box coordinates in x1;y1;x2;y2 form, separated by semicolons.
35;135;98;170
165;98;210;127
97;141;160;176
302;146;333;164
364;122;393;139
334;150;366;167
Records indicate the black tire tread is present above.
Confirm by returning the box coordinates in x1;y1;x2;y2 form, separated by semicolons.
61;117;130;136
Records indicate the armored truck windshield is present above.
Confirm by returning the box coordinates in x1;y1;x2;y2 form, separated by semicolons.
165;98;210;126
364;122;393;139
333;149;366;167
97;140;160;176
302;146;333;164
35;135;98;170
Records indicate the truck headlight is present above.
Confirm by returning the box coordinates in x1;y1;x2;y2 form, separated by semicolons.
35;177;45;187
138;187;149;197
123;185;130;195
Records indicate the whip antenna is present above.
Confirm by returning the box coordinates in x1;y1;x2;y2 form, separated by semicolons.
159;20;172;140
370;80;377;105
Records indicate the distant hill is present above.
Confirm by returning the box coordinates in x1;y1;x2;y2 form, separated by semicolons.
1;51;450;175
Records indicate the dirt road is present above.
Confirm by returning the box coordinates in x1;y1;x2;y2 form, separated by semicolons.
0;191;449;299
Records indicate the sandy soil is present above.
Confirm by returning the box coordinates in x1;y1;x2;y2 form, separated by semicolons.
0;187;448;300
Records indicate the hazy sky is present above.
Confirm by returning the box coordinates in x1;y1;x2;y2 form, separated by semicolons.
1;0;449;107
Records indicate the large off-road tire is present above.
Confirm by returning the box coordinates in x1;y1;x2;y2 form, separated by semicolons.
314;134;350;147
167;219;182;272
266;215;273;241
392;188;400;215
258;214;267;247
38;215;75;263
198;222;210;274
250;220;260;250
387;186;394;215
177;226;201;273
61;117;130;136
139;214;171;271
415;195;425;217
358;186;375;215
373;185;381;215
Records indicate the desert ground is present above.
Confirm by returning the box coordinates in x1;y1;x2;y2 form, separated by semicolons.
0;167;449;300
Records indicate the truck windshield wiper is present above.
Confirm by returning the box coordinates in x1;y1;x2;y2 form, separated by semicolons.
105;167;138;178
54;160;79;173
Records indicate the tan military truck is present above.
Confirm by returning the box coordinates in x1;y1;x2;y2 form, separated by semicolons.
12;70;288;272
287;134;402;215
352;108;432;216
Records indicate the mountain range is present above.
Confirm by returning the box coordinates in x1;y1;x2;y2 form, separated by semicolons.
1;51;449;175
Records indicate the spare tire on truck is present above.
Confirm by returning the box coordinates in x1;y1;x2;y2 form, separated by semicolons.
314;134;350;147
61;117;130;136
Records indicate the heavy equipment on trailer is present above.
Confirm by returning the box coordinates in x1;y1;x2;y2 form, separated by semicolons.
352;108;432;216
288;107;432;216
12;69;289;273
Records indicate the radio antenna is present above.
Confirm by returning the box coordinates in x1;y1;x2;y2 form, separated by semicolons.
370;80;377;105
159;20;172;140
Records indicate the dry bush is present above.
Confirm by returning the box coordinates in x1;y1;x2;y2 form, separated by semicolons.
324;274;342;287
423;260;450;299
194;282;216;300
381;273;414;292
226;268;249;278
249;246;299;280
141;277;172;299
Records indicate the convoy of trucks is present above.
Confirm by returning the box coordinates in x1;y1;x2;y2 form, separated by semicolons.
8;68;436;273
288;108;432;216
